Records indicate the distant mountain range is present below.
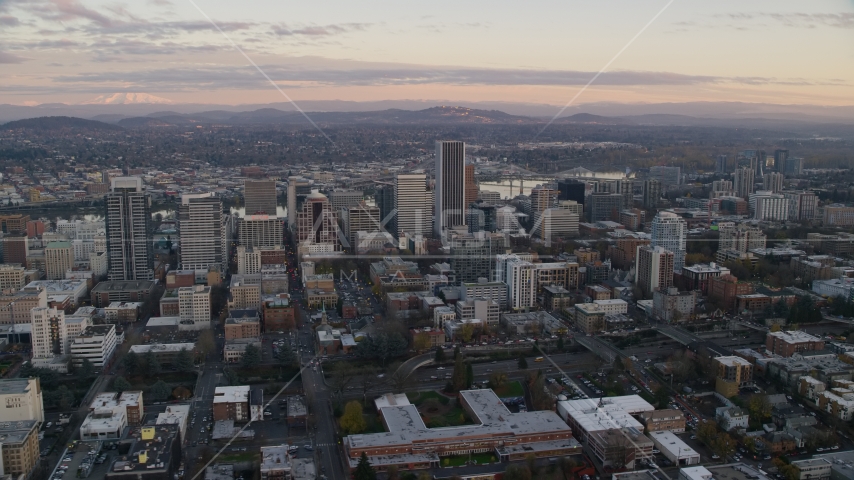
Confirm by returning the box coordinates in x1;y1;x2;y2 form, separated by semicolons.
1;116;124;132
3;102;854;136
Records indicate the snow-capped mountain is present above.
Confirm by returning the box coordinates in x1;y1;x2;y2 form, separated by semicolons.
83;93;174;105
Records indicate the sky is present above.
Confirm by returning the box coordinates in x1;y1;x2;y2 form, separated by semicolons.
1;0;853;107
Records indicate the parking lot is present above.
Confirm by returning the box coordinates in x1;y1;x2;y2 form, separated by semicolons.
50;441;115;480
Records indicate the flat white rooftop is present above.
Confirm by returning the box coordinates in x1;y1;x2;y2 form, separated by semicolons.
214;385;249;404
768;330;822;344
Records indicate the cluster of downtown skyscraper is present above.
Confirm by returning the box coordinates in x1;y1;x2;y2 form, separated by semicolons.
100;140;693;297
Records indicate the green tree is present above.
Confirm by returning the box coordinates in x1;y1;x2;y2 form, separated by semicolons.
710;432;736;459
434;347;445;363
57;386;75;410
653;387;670;409
149;380;171;402
354;332;409;366
78;358;95;378
113;376;131;393
340;401;367;434
748;395;772;422
465;362;474;389
459;323;475;343
518;354;528;370
489;372;508;390
223;367;240;386
556;336;565;351
277;341;298;368
353;453;376;480
386;466;399;480
122;351;139;376
451;354;467;392
696;420;718;444
503;464;532;480
241;344;262;369
144;350;161;376
175;348;194;373
196;329;216;360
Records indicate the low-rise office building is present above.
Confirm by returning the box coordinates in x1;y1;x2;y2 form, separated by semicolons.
69;324;117;367
345;389;578;471
213;386;264;423
106;424;182;480
648;431;700;465
129;343;196;365
224;338;262;363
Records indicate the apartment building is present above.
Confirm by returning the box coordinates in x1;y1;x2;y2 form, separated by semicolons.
767;331;825;357
715;356;753;397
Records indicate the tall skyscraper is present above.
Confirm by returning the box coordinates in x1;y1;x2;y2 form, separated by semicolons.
505;258;536;311
783;157;804;176
178;192;228;272
239;215;283;248
467;204;498;233
287;177;298;227
105;177;153;281
557;179;586;206
31;306;67;359
643;180;661;209
763;172;784;193
286;176;310;228
45;241;73;280
449;231;506;284
718;223;766;253
715;155;728;174
635;245;674;296
435;141;466;238
651;212;687;271
784;191;818;221
329;190;364;211
750;191;788;221
395;173;431;239
341;202;381;249
734;167;755;199
588;193;624;222
773;150;789;173
649;166;681;186
374;184;396;235
296;190;340;252
244;179;278;216
464;164;478;207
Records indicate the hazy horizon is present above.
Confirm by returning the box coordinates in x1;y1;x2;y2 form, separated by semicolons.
1;0;853;110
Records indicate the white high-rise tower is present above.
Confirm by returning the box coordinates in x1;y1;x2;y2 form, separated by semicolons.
651;212;687;271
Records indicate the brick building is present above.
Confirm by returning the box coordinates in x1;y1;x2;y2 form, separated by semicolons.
90;281;155;308
708;274;754;311
224;310;261;340
766;331;825;357
262;294;298;332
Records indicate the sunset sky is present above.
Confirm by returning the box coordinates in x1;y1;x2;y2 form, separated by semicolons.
1;0;853;107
